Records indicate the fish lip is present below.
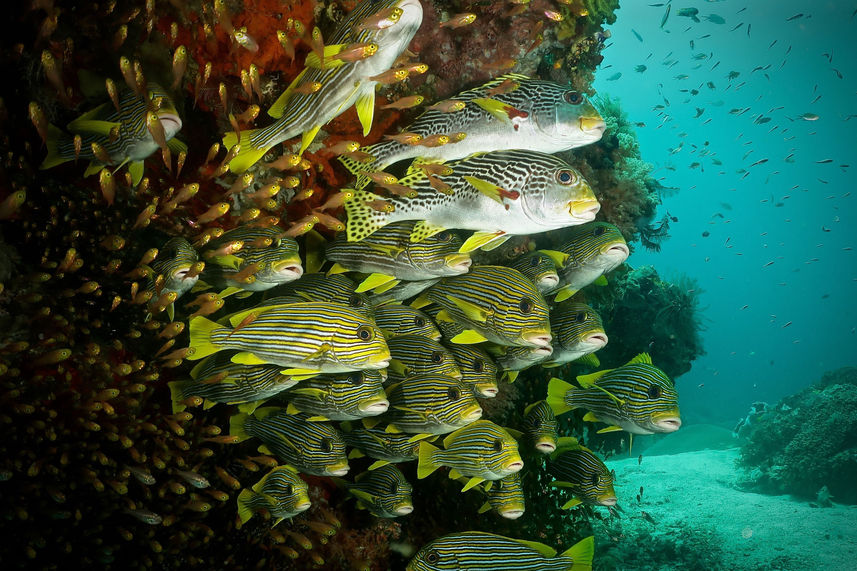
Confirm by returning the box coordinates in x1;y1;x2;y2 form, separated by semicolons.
463;406;483;421
395;504;414;515
535;440;557;453
538;274;560;289
569;199;600;222
272;260;304;278
359;399;390;414
444;254;472;273
601;242;630;260
505;460;524;472
585;332;608;348
326;465;350;477
599;496;618;506
579;116;606;134
500;508;525;519
477;385;498;398
656;417;682;432
523;332;552;348
295;500;312;511
158;113;182;138
368;357;391;369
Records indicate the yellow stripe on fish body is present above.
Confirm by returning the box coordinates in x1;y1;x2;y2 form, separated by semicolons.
187;301;389;373
264;273;373;318
223;0;424;172
386;335;462;384
340;422;427;467
344;149;599;243
416;420;522;490
547;221;629;301
480;472;525;519
236;465;310;525
169;352;298;413
372;303;441;340
348;464;413;518
230;408;349;476
201;226;303;292
281;369;389;421
383;374;482;434
549;444;616;508
445;344;499;398
521;400;559;454
542;301;606;367
406;531;595;571
508;250;561;294
546;353;681;435
340;72;606;179
326;221;472;282
425;265;551;348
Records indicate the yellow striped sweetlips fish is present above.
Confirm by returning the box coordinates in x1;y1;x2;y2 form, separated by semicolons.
508;250;561;294
547;353;682;435
549;437;616;509
541;301;607;367
386;334;462;384
223;0;424;172
168;352;298;414
417;420;523;492
265;273;373;317
325;222;472;292
230;408;349;476
41;82;184;185
406;532;595;571
520;400;559;454
279;369;389;421
415;265;551;348
236;465;310;525
488;344;553;382
541;221;629;302
345;150;600;252
199;226;303;294
371;303;441;340
340;73;606;181
341;422;432;470
379;373;482;434
477;472;525;519
147;237;202;320
346;464;414;518
366;277;440;306
445;344;499;398
187;302;390;375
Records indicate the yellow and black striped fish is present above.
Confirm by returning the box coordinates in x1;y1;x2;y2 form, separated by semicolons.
187;301;389;375
41;82;184;185
230;407;349;476
416;265;551;348
325;222;472;292
168;352;297;414
223;0;423;172
372;303;441;340
509;250;561;294
406;532;594;571
541;222;629;302
341;421;432;470
381;373;482;434
549;438;616;509
417;420;523;492
236;465;310;525
387;335;462;384
266;273;373;318
476;472;525;519
280;369;389;421
487;343;552;383
347;464;413;518
542;301;607;368
520;400;559;454
547;353;682;435
200;226;303;293
147;237;201;320
445;344;499;398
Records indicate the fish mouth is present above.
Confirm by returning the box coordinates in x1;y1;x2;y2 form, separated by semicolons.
598;495;618;506
522;331;552;348
475;384;498;398
500;507;525;519
326;462;350;477
569;198;601;222
652;410;682;432
505;459;524;473
579;116;606;135
601;242;630;261
294;499;312;511
538;274;560;290
359;398;390;415
158;113;183;139
462;404;483;422
272;259;304;279
535;439;557;453
444;253;472;273
584;332;608;349
395;504;414;515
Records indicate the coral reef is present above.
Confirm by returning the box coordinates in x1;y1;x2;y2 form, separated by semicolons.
739;367;857;505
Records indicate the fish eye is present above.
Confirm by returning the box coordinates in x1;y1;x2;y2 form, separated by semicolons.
472;358;484;373
321;438;334;453
283;484;293;495
348;294;364;307
590;474;599;486
431;351;444;364
529;256;541;267
575;312;586;323
357;326;374;341
348;372;364;385
437;231;452;242
647;384;661;399
492;439;503;452
518;298;534;314
389;481;398;494
447;387;460;401
414;316;426;327
556;169;577;185
532;418;541;428
593;226;607;236
564;91;583;104
426;550;440;564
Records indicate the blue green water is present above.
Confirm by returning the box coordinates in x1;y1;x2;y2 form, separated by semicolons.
593;0;857;425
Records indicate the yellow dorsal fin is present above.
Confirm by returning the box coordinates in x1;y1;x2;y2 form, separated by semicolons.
626;352;653;365
267;68;308;118
231;352;268;365
304;44;348;69
538;249;569;268
510;538;556;558
576;369;611;388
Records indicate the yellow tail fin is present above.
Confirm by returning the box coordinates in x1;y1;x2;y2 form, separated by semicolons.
236;489;255;524
188;316;228;361
168;381;190;414
546;377;574;415
562;535;595;571
222;128;272;174
416;441;440;479
40;124;71;170
229;412;252;442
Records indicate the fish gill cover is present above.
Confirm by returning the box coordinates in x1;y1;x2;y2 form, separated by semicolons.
2;0;850;570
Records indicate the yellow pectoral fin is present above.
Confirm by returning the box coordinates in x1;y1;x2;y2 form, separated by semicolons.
505;370;519;383
553;286;577;302
471;97;513;122
461;477;485;492
593;275;609;286
231;352;268;366
355;90;375;137
367;460;389;471
445;295;490;323
462;176;504;204
582;411;599;422
561;498;583;510
596;425;624;434
459;231;508;253
212;254;245;271
299;124;322;155
372;279;400;294
83;161;105;177
356;273;396;293
127;161;145;187
478;501;492;514
327;263;350;276
450;330;489;344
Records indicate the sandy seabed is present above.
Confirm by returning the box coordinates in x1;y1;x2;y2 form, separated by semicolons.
603;448;857;570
